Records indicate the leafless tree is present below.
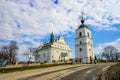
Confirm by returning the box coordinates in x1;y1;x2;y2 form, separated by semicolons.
24;47;35;64
0;41;19;64
0;46;9;60
8;41;19;64
102;45;120;62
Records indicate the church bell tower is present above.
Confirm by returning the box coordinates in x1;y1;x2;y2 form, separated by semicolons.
75;14;94;63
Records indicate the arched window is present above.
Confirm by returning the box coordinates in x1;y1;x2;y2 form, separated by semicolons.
80;41;82;44
79;48;82;51
79;32;82;37
87;32;89;37
89;49;91;51
43;53;45;57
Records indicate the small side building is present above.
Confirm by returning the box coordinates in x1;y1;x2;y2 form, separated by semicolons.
35;32;71;63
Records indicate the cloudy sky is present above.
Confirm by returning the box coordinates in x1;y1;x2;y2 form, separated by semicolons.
0;0;120;61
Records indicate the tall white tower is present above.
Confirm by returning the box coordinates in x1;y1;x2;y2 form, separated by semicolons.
75;15;94;63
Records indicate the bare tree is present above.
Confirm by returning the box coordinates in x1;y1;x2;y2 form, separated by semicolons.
114;52;120;61
0;46;9;66
0;41;19;65
24;47;35;64
0;46;9;60
8;41;19;64
102;45;120;62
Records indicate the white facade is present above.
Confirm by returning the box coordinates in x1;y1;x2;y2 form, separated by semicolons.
75;19;94;63
36;36;71;63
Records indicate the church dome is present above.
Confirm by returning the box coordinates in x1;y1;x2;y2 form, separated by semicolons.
78;15;89;29
78;24;88;29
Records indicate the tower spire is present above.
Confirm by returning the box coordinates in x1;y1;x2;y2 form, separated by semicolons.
50;32;54;43
81;11;84;24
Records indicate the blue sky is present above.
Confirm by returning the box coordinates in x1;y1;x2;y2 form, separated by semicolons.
0;0;120;61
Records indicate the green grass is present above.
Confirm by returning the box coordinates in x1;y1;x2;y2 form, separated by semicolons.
0;63;71;74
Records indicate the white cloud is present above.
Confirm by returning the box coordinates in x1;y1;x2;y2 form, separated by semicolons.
0;0;120;37
0;0;120;60
94;38;120;55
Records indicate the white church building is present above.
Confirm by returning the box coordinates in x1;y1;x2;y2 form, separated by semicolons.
35;32;71;63
75;16;94;63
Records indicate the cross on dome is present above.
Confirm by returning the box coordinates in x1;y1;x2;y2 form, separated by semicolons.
81;11;84;24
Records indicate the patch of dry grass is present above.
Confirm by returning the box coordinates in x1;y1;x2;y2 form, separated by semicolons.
96;63;120;80
0;63;71;73
103;63;120;80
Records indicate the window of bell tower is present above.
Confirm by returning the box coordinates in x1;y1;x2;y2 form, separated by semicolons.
79;48;82;51
87;32;89;37
80;41;82;44
79;32;82;37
